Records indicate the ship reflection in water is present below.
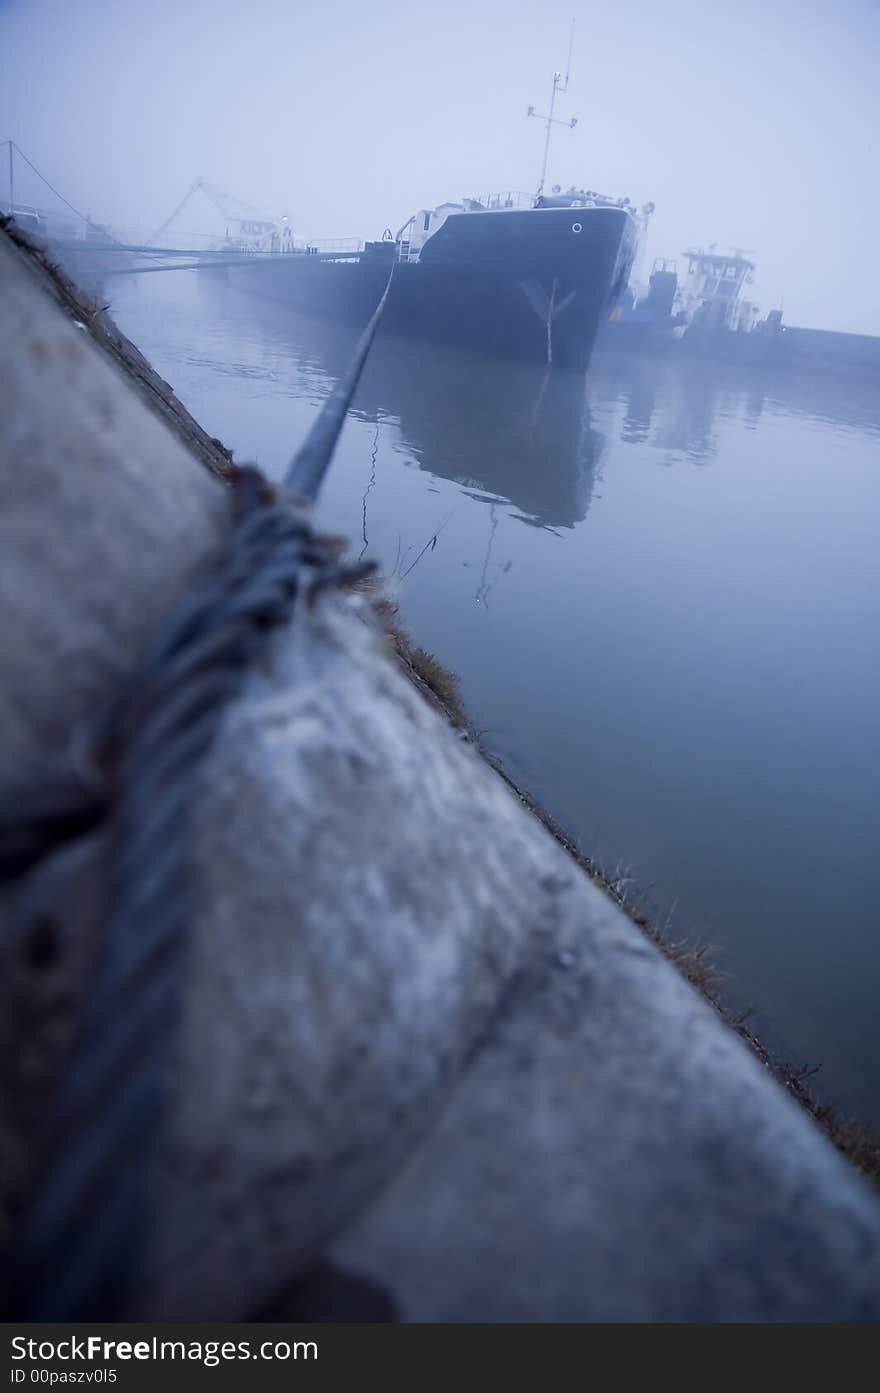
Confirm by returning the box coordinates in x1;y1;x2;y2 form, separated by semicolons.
110;272;880;1128
355;344;605;533
200;285;606;531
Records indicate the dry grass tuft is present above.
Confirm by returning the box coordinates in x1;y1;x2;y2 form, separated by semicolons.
351;574;467;727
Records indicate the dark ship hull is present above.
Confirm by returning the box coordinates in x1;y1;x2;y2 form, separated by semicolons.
227;205;635;374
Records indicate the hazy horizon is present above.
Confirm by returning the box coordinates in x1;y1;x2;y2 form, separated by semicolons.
1;0;877;334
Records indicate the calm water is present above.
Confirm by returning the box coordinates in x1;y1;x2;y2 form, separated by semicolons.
111;271;880;1124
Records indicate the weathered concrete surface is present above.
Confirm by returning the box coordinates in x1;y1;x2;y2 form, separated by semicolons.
2;223;880;1321
330;906;880;1321
0;222;605;1314
0;227;231;767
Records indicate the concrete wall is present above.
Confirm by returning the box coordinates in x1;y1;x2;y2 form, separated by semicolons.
2;223;879;1321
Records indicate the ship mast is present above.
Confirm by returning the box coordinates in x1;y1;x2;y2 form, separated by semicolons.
528;20;578;198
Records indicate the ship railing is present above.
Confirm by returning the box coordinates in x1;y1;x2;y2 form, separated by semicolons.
465;191;535;212
306;237;364;255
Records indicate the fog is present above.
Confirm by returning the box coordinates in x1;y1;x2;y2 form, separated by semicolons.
1;0;877;334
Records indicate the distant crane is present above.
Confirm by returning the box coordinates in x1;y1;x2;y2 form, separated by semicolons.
146;180;280;248
527;20;578;198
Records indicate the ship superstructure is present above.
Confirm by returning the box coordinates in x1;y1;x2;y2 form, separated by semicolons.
677;246;758;333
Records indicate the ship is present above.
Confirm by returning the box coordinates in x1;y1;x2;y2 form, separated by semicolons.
224;189;638;375
602;246;759;350
221;39;640;375
45;36;640;374
599;247;880;383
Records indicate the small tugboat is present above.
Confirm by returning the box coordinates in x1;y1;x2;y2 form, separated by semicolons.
601;246;880;381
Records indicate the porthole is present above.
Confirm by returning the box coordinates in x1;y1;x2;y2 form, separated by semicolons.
572;222;583;233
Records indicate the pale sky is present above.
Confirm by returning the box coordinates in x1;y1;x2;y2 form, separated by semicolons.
1;0;877;333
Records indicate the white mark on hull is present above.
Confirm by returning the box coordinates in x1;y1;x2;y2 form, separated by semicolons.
519;279;577;365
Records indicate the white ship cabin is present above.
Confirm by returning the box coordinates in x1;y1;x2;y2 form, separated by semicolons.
679;247;756;331
399;197;530;262
401;202;467;261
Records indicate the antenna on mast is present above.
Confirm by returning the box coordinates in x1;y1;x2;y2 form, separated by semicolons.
527;20;578;199
562;17;575;92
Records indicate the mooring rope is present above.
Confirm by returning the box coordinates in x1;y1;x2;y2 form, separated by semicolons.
2;257;395;1319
